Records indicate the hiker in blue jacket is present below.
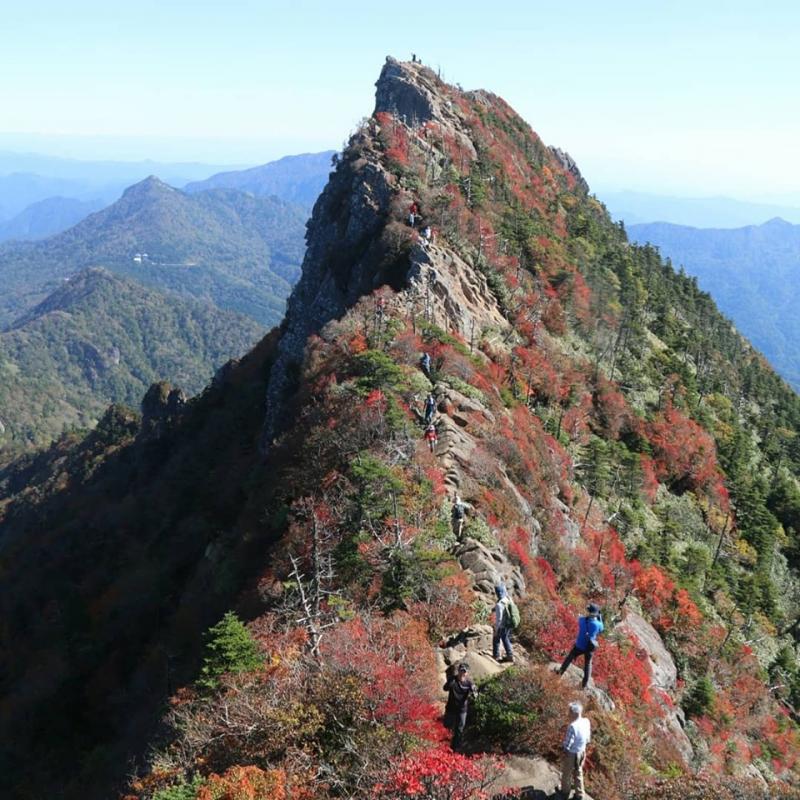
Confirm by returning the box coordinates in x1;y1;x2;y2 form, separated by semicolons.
558;603;604;689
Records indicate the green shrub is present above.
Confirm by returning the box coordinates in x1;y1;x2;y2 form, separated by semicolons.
472;666;566;757
152;775;205;800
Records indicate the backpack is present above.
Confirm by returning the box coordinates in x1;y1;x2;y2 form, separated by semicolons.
453;503;465;520
507;599;521;630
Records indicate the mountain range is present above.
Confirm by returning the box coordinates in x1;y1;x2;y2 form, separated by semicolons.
2;57;800;800
0;150;334;243
0;176;307;328
629;217;800;390
184;150;335;209
601;188;800;228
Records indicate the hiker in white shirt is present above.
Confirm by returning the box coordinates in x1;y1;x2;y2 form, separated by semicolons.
559;701;591;799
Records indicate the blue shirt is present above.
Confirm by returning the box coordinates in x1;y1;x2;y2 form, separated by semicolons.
575;614;603;651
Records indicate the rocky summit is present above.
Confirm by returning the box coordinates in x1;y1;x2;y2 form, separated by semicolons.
2;57;800;800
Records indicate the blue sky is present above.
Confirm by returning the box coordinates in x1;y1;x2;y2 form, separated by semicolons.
2;0;799;198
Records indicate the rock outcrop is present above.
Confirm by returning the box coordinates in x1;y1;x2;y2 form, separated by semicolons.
618;611;678;691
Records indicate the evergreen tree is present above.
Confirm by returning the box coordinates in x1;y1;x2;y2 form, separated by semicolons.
198;611;263;691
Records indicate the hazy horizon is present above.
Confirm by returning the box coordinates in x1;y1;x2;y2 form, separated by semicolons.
3;0;800;204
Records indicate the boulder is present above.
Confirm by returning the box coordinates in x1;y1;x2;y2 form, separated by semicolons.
437;625;520;686
550;661;616;712
489;755;561;798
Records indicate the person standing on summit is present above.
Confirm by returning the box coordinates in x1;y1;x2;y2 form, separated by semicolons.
559;603;604;689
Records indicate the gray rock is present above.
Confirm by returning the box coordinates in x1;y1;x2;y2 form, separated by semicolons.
618;611;678;691
551;661;616;712
456;537;525;598
375;57;435;127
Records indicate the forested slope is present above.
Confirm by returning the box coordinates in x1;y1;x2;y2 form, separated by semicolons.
0;268;263;452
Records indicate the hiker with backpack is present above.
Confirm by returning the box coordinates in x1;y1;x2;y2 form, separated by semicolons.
558;603;604;689
420;351;432;376
423;392;437;425
451;493;470;540
557;701;591;800
443;662;477;750
492;583;518;663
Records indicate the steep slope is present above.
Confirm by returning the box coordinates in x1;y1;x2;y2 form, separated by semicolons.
184;150;336;209
0;178;307;327
0;267;263;453
0;195;103;242
629;218;800;389
3;58;800;800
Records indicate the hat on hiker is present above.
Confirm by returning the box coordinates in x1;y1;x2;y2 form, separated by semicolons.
586;603;600;615
458;663;469;673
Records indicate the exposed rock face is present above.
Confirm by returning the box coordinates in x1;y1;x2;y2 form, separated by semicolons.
408;242;509;343
375;57;436;126
261;150;395;446
617;611;694;764
489;755;562;798
549;146;589;193
436;624;513;683
456;537;525;599
141;381;186;434
618;611;678;691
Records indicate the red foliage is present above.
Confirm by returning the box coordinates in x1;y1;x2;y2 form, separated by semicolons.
593;639;655;710
646;400;724;500
373;746;504;800
376;111;410;167
320;615;442;742
639;455;659;503
593;378;634;440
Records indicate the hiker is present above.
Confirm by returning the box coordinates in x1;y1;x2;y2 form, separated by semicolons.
408;201;419;228
451;493;469;540
420;351;432;376
375;296;386;320
558;701;591;800
559;603;604;689
421;225;432;244
492;584;515;663
443;663;477;750
424;423;438;453
423;392;436;425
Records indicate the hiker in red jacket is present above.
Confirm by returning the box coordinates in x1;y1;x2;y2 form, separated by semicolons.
424;423;438;452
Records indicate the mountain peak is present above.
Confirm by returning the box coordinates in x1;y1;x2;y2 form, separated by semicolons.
120;174;175;200
374;57;440;126
762;215;791;227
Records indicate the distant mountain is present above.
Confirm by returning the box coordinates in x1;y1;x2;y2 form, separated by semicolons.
0;267;264;452
0;195;104;242
629;217;800;389
0;176;308;328
601;189;800;228
184;150;335;208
